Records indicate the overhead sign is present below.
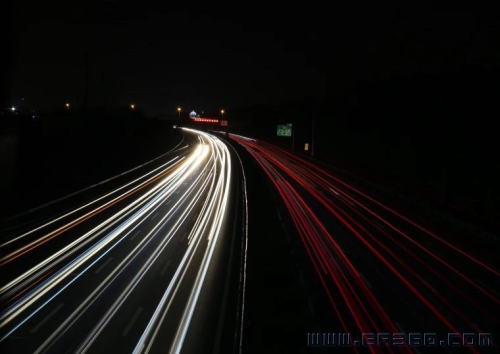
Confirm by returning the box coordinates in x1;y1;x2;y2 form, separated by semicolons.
277;124;292;137
220;120;228;126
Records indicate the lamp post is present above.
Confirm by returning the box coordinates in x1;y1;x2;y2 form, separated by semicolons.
177;107;181;119
221;109;227;137
65;102;70;110
130;104;135;110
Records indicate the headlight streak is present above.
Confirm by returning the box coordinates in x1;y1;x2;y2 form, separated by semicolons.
0;156;186;264
132;208;211;354
186;170;216;246
228;133;255;142
1;129;237;354
0;136;186;233
1;155;191;299
1;224;138;343
0;147;205;331
132;131;232;354
0;155;183;249
1;175;174;304
33;161;213;354
169;135;231;354
74;172;215;354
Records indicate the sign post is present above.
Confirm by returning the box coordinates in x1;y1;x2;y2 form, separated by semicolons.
277;123;294;151
221;120;228;136
311;118;315;158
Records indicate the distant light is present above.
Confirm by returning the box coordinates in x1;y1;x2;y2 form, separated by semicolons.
177;107;181;112
11;107;16;112
65;103;70;108
194;118;219;123
130;104;135;110
221;109;225;114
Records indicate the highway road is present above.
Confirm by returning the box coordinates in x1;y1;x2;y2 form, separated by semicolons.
230;134;499;354
0;128;247;354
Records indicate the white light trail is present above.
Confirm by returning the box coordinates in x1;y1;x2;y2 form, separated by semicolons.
0;129;240;354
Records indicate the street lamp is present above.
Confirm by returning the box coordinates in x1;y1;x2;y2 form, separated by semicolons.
65;102;70;109
130;104;135;110
177;107;181;119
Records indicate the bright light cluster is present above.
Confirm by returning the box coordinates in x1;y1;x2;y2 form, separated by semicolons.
0;130;233;354
194;118;219;123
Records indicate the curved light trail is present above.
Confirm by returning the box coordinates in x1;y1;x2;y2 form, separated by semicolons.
231;134;498;353
0;129;239;354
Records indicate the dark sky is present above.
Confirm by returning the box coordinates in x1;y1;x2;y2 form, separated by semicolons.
8;2;499;115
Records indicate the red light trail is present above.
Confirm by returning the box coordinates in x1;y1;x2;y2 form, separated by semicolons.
231;134;498;353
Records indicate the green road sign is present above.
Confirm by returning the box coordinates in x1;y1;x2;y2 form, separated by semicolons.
277;124;292;137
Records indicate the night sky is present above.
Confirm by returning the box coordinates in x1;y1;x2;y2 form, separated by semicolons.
7;3;499;116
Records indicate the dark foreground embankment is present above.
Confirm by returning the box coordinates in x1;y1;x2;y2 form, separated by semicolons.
1;112;182;218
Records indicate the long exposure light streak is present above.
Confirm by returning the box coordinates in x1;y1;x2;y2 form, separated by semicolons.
0;129;238;354
231;134;498;353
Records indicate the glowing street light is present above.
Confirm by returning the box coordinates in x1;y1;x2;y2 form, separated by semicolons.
130;104;135;110
65;102;70;109
177;107;181;119
11;107;16;112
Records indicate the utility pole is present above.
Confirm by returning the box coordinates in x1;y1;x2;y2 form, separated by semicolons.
83;52;89;111
221;109;227;137
311;117;315;158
